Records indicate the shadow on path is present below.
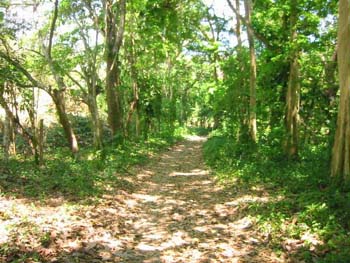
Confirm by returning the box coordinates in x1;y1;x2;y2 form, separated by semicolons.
0;136;283;263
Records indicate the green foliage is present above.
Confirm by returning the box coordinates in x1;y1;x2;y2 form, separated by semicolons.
203;135;350;262
0;131;182;200
0;0;346;259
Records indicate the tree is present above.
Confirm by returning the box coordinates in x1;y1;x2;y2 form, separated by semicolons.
61;0;104;149
225;0;257;142
244;0;257;143
285;0;300;158
331;0;350;181
104;0;126;137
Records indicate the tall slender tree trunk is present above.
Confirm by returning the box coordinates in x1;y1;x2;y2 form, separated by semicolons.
234;0;248;140
38;119;44;165
125;76;140;137
331;0;350;180
104;0;126;137
285;0;300;159
125;33;140;138
105;46;123;136
88;95;103;149
244;0;257;142
88;64;103;149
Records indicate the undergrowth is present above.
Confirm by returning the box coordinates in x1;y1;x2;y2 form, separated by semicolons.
0;130;184;200
203;135;350;263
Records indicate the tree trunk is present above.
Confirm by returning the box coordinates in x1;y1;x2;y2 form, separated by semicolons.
125;33;140;138
244;0;257;142
38;119;44;165
44;0;79;155
331;0;350;180
135;106;141;138
87;94;103;149
285;0;300;159
104;0;126;137
51;89;79;154
235;0;249;141
77;26;103;149
47;68;79;155
105;46;123;136
3;114;16;160
86;61;103;149
125;81;139;137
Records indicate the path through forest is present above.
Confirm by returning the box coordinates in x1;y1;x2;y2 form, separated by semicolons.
0;136;284;262
112;135;281;263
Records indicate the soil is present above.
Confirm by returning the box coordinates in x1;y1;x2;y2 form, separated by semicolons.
0;136;285;263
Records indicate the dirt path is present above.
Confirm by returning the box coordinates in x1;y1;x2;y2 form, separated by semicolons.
99;136;280;263
0;136;283;263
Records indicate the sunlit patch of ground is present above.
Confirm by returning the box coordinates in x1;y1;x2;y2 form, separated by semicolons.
0;137;288;262
185;135;208;142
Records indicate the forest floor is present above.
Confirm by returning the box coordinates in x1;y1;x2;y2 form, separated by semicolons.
0;136;287;263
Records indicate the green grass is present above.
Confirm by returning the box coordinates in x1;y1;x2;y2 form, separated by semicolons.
0;132;182;201
203;135;350;263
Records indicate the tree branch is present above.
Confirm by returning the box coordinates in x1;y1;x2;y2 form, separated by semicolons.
65;72;88;97
226;0;272;49
83;0;105;36
0;51;48;91
47;0;59;59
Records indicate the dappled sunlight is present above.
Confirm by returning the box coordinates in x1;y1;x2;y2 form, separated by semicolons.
185;135;207;142
170;169;209;177
132;193;160;203
0;138;285;262
224;195;273;207
136;169;155;180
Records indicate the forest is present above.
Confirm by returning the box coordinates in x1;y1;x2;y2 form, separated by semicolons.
0;0;349;262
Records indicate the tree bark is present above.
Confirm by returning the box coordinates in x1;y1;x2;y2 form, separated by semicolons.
125;31;140;138
331;0;350;180
51;89;79;154
3;114;16;160
235;0;242;48
233;0;248;141
104;0;126;137
244;0;257;143
38;119;44;165
88;93;103;149
285;0;300;159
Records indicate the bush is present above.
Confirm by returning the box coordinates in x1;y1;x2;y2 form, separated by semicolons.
203;134;350;262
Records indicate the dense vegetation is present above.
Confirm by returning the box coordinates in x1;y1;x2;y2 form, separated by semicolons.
0;0;349;262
